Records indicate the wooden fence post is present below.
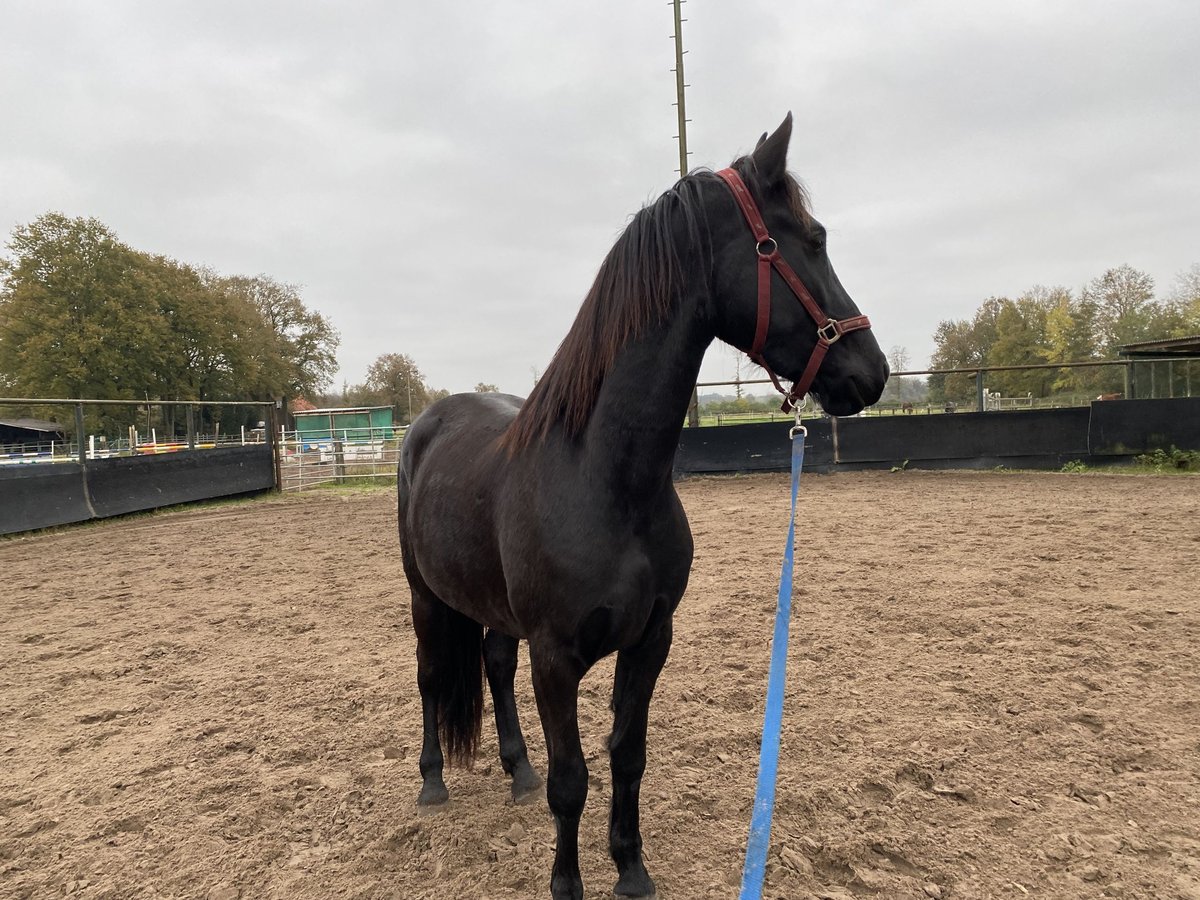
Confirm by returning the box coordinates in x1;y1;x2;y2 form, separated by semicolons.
333;440;346;484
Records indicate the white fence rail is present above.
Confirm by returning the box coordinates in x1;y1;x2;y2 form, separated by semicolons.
279;426;404;492
1;429;269;466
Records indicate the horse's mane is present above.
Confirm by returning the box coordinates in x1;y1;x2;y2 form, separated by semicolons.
499;158;812;453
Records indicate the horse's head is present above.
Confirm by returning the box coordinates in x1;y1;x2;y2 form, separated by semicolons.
706;114;888;416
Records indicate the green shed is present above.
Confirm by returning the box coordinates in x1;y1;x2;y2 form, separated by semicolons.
293;406;396;443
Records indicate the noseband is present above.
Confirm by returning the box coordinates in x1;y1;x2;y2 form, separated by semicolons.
716;168;872;412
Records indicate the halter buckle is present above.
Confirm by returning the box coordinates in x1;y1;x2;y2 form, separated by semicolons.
817;319;842;345
755;238;778;258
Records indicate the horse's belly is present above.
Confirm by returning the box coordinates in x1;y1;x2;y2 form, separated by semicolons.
409;506;520;635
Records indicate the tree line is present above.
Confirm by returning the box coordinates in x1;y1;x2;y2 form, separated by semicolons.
314;350;500;425
10;213;1193;434
928;264;1200;402
0;213;339;432
0;213;508;434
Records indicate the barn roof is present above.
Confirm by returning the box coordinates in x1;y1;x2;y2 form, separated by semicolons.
295;406;393;415
0;417;66;433
1119;335;1200;358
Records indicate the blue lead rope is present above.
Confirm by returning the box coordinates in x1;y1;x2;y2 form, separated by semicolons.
738;425;806;900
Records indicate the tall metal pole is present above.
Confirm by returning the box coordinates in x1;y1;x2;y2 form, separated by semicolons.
673;0;700;426
671;0;690;179
75;402;86;464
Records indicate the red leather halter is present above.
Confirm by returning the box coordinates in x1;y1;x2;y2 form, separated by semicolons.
716;167;872;412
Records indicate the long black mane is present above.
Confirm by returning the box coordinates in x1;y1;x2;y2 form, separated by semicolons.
501;159;812;452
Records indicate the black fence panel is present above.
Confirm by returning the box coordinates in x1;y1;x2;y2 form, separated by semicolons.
675;408;1113;475
834;408;1091;466
676;420;829;475
87;446;275;518
1088;397;1200;456
0;464;92;536
1;445;275;536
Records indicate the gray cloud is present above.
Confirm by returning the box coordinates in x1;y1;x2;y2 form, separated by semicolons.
2;1;1197;395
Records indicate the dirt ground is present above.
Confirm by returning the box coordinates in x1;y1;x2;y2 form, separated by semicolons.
2;470;1199;900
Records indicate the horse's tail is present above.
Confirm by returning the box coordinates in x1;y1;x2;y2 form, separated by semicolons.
397;401;484;766
435;605;485;766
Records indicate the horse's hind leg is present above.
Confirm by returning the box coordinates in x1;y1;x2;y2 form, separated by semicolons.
483;629;543;803
410;586;485;807
412;589;451;806
608;613;672;898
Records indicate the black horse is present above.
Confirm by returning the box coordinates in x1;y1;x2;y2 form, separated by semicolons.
397;115;888;900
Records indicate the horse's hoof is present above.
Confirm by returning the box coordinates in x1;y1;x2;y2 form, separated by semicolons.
550;873;584;900
417;783;449;807
614;870;657;898
512;771;544;805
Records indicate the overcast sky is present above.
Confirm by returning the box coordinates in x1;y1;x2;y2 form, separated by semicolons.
2;1;1197;396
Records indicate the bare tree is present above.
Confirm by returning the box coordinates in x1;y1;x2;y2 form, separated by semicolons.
888;345;911;403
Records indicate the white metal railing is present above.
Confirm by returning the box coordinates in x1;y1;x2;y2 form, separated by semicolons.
983;390;1035;411
278;426;404;491
0;429;269;466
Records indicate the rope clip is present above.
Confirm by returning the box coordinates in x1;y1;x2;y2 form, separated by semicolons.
789;407;806;441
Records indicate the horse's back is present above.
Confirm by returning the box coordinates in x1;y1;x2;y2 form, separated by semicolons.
401;392;521;475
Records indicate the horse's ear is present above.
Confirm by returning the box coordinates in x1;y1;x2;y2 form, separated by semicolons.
751;112;793;183
754;131;769;149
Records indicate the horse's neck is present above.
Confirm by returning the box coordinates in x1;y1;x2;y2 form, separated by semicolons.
583;296;711;492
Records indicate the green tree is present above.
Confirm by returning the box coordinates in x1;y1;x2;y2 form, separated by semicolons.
216;275;339;399
1084;265;1159;355
1166;264;1200;336
474;382;500;393
0;214;174;431
928;297;1005;402
985;293;1055;396
362;353;431;423
144;259;276;403
1038;288;1104;395
0;213;341;434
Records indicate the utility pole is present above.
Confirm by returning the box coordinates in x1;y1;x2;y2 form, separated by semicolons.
672;0;700;426
671;0;691;179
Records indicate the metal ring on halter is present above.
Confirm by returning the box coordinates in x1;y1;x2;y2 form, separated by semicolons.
756;238;778;257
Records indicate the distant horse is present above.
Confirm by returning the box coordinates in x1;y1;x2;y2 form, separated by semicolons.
397;115;888;900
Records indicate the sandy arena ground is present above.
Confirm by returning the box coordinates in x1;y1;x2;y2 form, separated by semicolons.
2;471;1199;900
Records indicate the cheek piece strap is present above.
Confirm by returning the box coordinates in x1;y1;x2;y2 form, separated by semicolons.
715;168;871;412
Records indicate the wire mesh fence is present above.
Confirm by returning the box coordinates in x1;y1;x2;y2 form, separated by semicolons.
696;357;1199;422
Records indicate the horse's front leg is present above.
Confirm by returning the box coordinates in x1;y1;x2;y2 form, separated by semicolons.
609;612;672;898
530;643;588;900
